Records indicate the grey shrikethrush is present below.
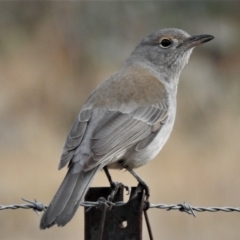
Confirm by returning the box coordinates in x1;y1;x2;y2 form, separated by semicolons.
40;28;214;229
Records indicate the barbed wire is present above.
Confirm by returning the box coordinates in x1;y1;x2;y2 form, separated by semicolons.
0;199;47;215
1;198;240;217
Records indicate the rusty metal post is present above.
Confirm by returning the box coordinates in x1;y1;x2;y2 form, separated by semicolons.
84;187;145;240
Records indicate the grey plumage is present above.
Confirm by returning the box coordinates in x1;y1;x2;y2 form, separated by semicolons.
40;28;214;229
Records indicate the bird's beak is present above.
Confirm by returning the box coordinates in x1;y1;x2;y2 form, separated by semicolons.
178;34;214;49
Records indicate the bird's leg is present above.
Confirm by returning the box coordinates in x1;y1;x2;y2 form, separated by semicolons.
103;166;129;202
103;166;115;188
125;168;150;200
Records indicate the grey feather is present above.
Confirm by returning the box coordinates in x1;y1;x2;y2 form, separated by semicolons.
69;119;87;139
82;104;167;171
58;109;92;170
63;130;86;151
58;150;75;170
92;113;130;140
78;109;92;122
136;125;162;151
40;169;79;228
40;165;101;228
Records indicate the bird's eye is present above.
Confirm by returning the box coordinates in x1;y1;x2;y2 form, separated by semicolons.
159;38;172;48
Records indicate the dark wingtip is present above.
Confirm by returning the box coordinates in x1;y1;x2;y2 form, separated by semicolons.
40;214;56;230
40;221;55;230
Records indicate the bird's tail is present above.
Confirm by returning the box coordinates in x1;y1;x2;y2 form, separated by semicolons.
40;166;100;229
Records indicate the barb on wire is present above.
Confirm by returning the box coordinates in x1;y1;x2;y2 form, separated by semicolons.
1;198;240;217
0;198;47;215
149;202;240;216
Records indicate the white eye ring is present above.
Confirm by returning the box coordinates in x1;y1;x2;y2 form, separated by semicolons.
159;38;172;48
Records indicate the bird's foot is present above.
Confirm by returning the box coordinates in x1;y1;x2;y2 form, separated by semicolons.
131;181;150;201
126;168;150;201
108;181;130;202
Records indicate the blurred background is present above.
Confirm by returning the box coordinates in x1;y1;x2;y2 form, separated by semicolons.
0;2;240;240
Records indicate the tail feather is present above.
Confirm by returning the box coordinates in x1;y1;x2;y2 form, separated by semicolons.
55;167;99;226
40;166;100;229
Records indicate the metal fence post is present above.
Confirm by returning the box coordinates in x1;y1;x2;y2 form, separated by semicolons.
84;187;144;240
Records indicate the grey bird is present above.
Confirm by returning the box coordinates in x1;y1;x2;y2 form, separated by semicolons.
40;28;214;229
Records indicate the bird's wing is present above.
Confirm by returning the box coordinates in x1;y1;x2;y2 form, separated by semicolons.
82;105;168;171
59;64;170;172
58;109;92;170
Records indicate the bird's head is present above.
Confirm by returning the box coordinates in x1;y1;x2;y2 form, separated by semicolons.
130;28;214;81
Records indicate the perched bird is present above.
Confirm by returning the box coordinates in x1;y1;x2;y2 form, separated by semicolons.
40;28;214;229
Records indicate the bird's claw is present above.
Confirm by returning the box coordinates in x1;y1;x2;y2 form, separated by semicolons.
107;181;130;202
131;182;150;201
